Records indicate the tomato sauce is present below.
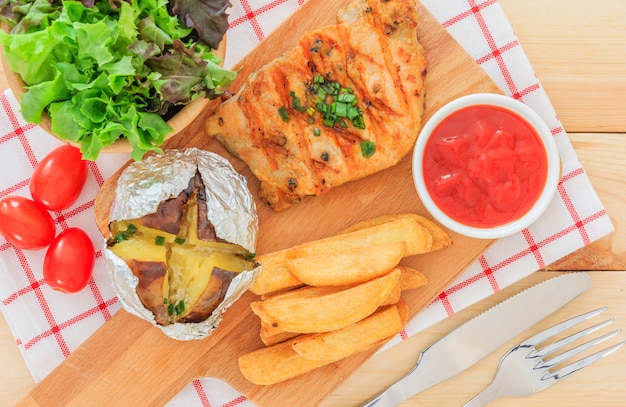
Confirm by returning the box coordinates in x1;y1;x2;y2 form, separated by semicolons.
422;105;548;228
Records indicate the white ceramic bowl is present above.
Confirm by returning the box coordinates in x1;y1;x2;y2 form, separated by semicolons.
412;93;560;239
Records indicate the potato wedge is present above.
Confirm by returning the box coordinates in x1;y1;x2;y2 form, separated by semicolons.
262;285;345;301
260;320;287;338
293;218;432;258
239;340;331;385
396;265;428;290
259;286;348;337
381;280;402;306
250;269;401;333
339;213;451;252
396;298;409;325
291;304;403;361
260;326;300;347
285;241;406;287
249;217;432;295
249;260;303;296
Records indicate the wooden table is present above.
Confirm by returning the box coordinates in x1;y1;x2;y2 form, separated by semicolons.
1;0;625;405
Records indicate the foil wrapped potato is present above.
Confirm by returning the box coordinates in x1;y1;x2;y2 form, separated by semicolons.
103;149;260;340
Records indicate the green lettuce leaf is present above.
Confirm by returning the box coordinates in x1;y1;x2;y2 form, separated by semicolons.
171;0;230;49
0;0;236;160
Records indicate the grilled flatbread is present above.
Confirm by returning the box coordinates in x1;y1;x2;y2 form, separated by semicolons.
206;0;427;211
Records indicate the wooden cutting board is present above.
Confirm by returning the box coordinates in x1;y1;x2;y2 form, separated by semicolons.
18;1;502;406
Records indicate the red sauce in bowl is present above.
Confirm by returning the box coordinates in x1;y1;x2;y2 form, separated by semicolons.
422;104;548;228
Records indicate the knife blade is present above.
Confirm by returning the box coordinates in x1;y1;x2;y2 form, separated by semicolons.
361;272;592;406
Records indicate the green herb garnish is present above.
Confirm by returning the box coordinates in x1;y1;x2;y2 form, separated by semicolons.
307;74;365;130
360;141;376;158
278;106;290;122
114;224;138;243
173;300;185;315
155;236;165;246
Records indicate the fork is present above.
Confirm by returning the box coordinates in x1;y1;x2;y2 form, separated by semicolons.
463;307;626;406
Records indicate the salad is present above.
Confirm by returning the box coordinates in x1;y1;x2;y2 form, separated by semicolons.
0;0;236;160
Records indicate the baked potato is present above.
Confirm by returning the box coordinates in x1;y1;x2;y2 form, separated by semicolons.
107;171;257;325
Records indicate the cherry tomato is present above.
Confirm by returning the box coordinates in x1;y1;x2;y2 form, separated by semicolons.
43;228;95;293
30;145;88;211
0;196;56;250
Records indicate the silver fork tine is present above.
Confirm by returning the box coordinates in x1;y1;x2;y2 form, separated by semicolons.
530;318;616;359
463;307;624;407
543;339;626;382
522;307;607;348
538;328;622;369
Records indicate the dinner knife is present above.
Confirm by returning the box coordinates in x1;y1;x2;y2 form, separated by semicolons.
361;272;592;406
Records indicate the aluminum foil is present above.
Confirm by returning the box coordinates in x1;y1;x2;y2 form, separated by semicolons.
103;148;260;340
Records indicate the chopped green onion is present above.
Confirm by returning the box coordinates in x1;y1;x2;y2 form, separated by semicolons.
337;93;356;104
175;237;185;244
335;102;348;118
307;75;366;130
155;235;165;245
114;224;139;243
313;127;321;136
174;300;185;315
290;92;307;112
360;141;376;158
353;115;366;129
278;106;290;122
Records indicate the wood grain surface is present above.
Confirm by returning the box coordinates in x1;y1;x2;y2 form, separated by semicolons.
322;271;626;406
13;1;507;406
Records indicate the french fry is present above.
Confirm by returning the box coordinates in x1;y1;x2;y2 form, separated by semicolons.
260;320;286;338
286;241;407;286
238;340;331;385
249;252;303;295
396;265;428;290
262;285;345;301
249;217;433;295
260;287;348;337
362;300;410;351
396;298;409;325
339;213;451;252
260;327;300;347
289;217;431;259
381;279;402;306
291;304;404;362
260;274;410;340
250;269;401;333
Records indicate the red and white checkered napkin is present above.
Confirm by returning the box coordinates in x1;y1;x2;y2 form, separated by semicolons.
0;0;614;406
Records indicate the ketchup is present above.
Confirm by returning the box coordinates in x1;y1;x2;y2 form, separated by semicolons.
422;104;548;228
